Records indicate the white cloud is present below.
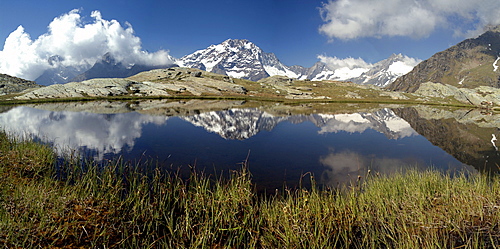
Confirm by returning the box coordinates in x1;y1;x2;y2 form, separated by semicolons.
319;0;500;40
0;9;174;80
317;55;372;79
317;55;372;70
387;55;421;75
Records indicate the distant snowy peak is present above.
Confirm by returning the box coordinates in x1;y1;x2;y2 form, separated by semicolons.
350;54;421;87
310;53;420;86
179;39;297;81
35;52;177;85
35;55;92;85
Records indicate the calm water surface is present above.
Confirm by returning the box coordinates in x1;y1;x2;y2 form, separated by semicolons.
1;102;497;191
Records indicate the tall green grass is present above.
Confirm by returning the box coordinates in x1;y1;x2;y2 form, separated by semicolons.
1;130;500;248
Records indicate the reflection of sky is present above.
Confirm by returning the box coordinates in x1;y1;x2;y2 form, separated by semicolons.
319;148;475;187
0;105;474;191
0;106;167;158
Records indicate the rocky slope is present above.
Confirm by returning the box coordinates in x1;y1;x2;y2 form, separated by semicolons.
388;26;500;92
0;74;41;95
8;65;498;109
414;82;500;106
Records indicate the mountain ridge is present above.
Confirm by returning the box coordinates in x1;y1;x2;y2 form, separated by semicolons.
387;28;500;92
70;53;177;83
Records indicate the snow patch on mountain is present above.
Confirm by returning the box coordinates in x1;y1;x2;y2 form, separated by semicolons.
263;65;298;78
313;55;371;81
493;57;500;72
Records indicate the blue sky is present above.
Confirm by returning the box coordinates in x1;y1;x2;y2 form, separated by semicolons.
1;0;499;80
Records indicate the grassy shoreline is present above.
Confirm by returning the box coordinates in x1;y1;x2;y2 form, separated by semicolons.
1;131;500;248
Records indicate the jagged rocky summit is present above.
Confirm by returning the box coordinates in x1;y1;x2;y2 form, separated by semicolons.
34;55;91;86
350;54;419;87
388;26;500;92
178;39;298;81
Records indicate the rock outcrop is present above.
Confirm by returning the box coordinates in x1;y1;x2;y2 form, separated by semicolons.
15;68;248;100
415;82;500;107
0;74;42;95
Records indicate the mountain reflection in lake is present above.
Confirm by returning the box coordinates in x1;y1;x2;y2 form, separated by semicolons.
0;103;486;191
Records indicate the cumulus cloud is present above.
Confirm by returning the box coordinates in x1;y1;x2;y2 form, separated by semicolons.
318;55;372;79
319;0;500;40
0;9;174;80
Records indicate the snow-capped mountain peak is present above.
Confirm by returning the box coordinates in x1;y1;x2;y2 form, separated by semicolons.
179;39;297;81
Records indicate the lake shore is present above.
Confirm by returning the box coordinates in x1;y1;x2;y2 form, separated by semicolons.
1;130;499;248
4;67;499;111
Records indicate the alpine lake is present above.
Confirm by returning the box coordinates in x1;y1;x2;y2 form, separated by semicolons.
1;99;499;192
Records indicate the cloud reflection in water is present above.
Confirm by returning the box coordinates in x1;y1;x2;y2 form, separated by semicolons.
0;106;167;158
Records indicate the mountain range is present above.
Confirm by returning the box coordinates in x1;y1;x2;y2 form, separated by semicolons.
178;39;420;86
32;38;419;87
